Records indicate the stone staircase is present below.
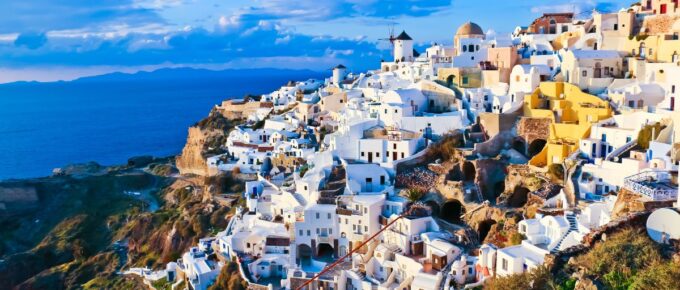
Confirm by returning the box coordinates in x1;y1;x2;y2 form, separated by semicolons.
318;165;346;204
550;212;578;254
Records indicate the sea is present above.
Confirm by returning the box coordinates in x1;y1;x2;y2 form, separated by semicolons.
0;68;324;180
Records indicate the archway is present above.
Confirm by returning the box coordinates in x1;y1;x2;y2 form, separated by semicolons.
509;186;530;207
298;244;312;266
317;243;334;262
462;162;476;182
339;245;347;257
528;139;547;158
478;219;497;243
446;75;455;87
441;200;465;224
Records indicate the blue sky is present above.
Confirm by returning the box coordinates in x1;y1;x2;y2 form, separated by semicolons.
0;0;633;83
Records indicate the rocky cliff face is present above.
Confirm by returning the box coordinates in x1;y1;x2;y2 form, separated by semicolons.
611;188;674;219
176;111;236;177
176;126;211;176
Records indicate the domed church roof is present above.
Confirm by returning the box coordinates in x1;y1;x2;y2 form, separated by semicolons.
456;22;484;36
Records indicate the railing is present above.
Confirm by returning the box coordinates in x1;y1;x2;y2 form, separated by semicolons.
606;139;637;162
623;171;678;201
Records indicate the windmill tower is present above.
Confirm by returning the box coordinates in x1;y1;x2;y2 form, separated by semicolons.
393;30;414;62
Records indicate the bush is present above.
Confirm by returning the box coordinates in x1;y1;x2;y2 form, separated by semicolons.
424;131;464;161
548;163;564;180
637;122;662;149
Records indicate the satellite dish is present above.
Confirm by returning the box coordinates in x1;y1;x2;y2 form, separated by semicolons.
646;208;680;243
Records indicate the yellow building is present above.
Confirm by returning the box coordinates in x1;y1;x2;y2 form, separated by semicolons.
595;7;680;64
437;67;482;89
523;82;612;167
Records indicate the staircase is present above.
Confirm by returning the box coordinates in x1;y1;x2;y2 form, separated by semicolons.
318;165;346;204
550;212;578;254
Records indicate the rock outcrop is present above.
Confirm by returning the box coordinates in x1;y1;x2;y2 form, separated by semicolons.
176;126;212;176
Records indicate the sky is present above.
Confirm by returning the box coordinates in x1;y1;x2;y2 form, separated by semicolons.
0;0;634;83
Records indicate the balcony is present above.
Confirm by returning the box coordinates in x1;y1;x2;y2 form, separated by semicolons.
624;170;678;201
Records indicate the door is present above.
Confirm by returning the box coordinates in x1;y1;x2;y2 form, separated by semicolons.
671;97;675;111
368;152;373;163
393;151;398;161
661;4;667;14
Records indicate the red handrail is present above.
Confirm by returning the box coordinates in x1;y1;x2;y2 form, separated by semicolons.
295;208;414;290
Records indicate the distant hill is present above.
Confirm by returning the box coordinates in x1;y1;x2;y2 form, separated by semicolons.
1;67;326;86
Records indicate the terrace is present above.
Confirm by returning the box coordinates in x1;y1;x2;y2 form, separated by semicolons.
624;170;678;201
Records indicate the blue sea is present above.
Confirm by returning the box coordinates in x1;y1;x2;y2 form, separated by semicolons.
0;68;323;180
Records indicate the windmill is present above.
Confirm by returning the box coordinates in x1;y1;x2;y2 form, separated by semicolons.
378;23;397;60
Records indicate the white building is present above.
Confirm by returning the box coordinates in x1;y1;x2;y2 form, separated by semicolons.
178;247;222;290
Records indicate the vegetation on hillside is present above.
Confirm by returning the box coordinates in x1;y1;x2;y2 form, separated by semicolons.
482;227;680;290
208;261;248;290
0;158;245;289
424;130;465;161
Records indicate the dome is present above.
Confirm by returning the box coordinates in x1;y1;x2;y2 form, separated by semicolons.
456;22;484;36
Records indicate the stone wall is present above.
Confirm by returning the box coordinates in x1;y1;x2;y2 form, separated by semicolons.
517;117;551;145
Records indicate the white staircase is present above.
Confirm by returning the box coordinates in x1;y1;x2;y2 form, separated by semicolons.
550;212;578;254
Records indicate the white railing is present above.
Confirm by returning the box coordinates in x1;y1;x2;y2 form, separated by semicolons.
623;170;678;201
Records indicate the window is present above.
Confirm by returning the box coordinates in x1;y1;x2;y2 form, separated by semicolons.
672;85;676;94
316;213;320;219
582;70;587;77
361;152;365;157
365;226;368;232
502;259;508;271
299;230;303;236
307;230;311;236
393;143;397;150
328;213;331;219
462;45;467;52
364;208;368;214
316;228;319;234
380;175;385;185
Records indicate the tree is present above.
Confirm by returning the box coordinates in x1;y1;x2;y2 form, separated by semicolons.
402;188;425;203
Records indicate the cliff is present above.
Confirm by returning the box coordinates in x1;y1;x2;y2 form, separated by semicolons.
176;110;237;177
176;126;212;176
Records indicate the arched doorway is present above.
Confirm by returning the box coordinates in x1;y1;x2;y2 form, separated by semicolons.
528;139;547;158
462;162;476;182
509;186;530;207
339;245;347;257
441;200;465;224
446;75;455;87
298;244;312;266
478;219;497;243
317;243;334;261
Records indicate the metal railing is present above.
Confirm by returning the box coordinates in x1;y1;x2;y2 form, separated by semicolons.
623;170;678;201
